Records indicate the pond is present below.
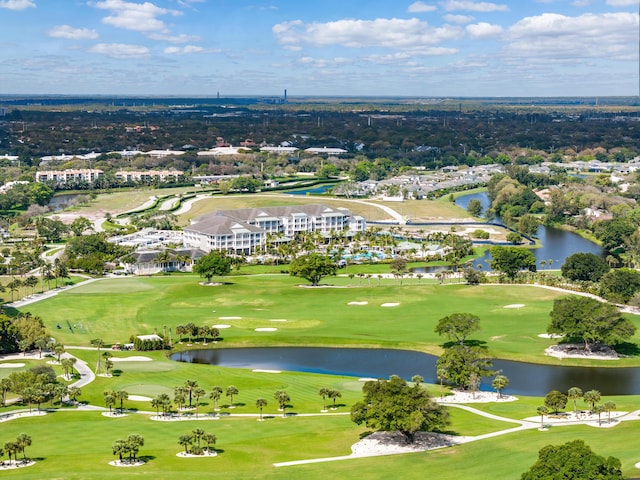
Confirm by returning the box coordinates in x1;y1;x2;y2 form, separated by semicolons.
287;184;334;195
171;347;640;396
412;191;603;272
48;193;82;211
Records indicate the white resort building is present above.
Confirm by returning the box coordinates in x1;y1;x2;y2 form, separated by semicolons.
183;204;366;254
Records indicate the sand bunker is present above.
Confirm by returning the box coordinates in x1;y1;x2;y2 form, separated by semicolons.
504;304;525;309
348;301;368;306
212;324;231;329
110;356;152;362
270;319;288;322
359;377;378;382
381;303;400;307
252;369;282;374
538;333;564;339
128;395;153;402
177;450;217;458
0;363;25;368
109;460;145;467
219;316;242;320
255;328;277;332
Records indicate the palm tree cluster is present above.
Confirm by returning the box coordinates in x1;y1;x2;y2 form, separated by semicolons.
537;387;617;427
178;428;217;456
1;433;32;465
111;434;144;464
103;390;129;415
174;324;220;344
3;366;70;411
318;387;342;411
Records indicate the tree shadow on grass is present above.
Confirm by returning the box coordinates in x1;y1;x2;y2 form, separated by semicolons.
614;342;640;357
112;369;123;377
358;430;374;440
137;455;156;463
441;340;488;349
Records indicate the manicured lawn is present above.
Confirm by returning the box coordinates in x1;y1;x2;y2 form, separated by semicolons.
21;275;640;366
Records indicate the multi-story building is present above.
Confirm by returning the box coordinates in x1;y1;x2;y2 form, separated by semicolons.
183;204;366;254
115;169;184;183
36;169;103;184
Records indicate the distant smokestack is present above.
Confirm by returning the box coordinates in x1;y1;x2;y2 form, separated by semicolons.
284;89;287;102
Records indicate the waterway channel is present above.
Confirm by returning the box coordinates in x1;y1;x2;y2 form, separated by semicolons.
171;347;640;396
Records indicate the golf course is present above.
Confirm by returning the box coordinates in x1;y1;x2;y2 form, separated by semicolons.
2;273;640;479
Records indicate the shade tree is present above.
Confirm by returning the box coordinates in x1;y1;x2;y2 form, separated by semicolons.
436;345;494;389
434;313;481;346
289;253;337;286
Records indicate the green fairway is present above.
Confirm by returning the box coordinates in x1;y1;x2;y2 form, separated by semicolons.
20;275;640;365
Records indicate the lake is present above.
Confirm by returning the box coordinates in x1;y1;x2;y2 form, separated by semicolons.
171;347;640;396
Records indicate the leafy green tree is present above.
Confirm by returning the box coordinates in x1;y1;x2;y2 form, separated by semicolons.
548;296;636;352
434;313;480;346
521;440;623;480
289;253;337;286
193;251;231;284
436;345;493;389
489;246;536;280
544;390;568;414
467;199;483;217
69;216;93;236
567;387;583;414
599;268;640;304
561;253;609;282
351;375;449;443
492;374;509;399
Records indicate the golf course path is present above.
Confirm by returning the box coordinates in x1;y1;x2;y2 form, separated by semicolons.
60;351;95;389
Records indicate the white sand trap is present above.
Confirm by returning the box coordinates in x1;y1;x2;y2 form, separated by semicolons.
212;324;231;329
504;304;525;309
0;363;25;368
348;301;368;305
177;450;217;458
252;369;282;374
219;316;242;320
381;303;400;307
538;333;565;339
110;356;152;362
359;377;378;382
255;327;277;332
128;395;153;401
109;460;145;467
270;319;288;322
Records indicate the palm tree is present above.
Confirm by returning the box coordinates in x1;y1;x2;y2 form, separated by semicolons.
603;401;617;423
256;398;267;421
492;374;509;399
3;441;17;465
91;338;104;374
274;390;290;418
318;387;330;412
226;385;239;408
0;378;12;407
178;434;192;454
328;389;342;410
126;434;144;463
202;432;217;453
567;387;583;414
193;387;205;417
68;386;81;406
53;343;65;364
116;391;129;414
24;275;38;295
104;390;116;414
174;386;187;412
112;439;127;462
537;406;549;429
184;379;198;408
191;428;205;449
6;278;21;302
61;357;76;380
15;433;32;461
411;375;424;387
584;389;601;412
102;351;113;376
209;386;223;412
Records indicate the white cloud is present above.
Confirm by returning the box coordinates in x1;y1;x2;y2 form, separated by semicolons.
89;43;150;58
571;0;591;6
440;0;509;12
507;12;638;61
273;18;463;53
0;0;35;10
466;22;502;38
91;0;181;33
606;0;638;6
147;32;200;43
48;25;99;40
164;45;204;54
443;14;474;24
408;1;437;12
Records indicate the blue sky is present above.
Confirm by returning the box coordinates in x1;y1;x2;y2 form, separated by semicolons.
0;0;638;97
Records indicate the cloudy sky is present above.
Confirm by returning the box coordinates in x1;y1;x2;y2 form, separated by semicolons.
0;0;638;97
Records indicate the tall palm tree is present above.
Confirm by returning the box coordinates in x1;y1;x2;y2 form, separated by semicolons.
274;390;290;418
112;439;127;462
226;385;239;408
318;387;330;412
202;433;217;453
191;428;205;449
126;434;144;463
184;380;198;408
209;386;223;411
91;338;104;374
328;389;342;410
537;406;549;429
0;378;12;407
603;401;616;423
178;434;192;454
15;433;32;461
53;343;65;364
116;391;129;414
68;386;81;406
567;387;583;414
193;387;205;417
104;390;116;414
256;398;267;421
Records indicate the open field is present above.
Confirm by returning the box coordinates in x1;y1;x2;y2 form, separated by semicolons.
18;275;640;366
